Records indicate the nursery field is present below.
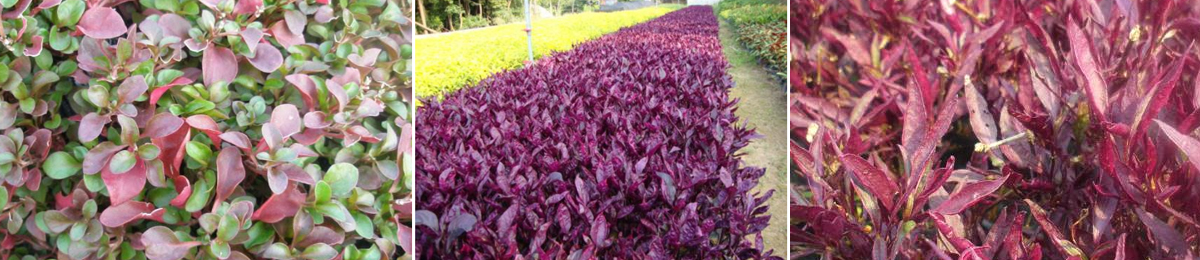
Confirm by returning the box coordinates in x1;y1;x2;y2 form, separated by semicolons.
716;0;785;76
791;0;1200;259
414;6;679;99
415;6;782;258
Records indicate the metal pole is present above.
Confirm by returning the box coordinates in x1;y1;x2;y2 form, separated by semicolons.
523;0;534;64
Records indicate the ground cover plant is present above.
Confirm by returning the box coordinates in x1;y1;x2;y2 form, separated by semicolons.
416;6;779;259
413;6;676;99
0;0;413;259
716;0;785;76
790;0;1199;259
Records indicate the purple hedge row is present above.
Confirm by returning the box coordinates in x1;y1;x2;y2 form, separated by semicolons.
415;6;779;259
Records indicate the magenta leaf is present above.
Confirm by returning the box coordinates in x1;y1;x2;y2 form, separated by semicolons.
77;7;126;39
241;27;263;54
201;44;238;86
839;154;899;210
930;174;1008;215
1133;208;1191;255
1066;18;1109;120
234;0;262;15
117;75;148;104
285;74;317;109
219;131;252;149
185;115;222;145
1156;119;1200;172
348;48;381;67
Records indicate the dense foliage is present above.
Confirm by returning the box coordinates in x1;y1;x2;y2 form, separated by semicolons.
790;0;1200;259
416;6;779;259
717;0;785;75
414;6;674;99
414;0;590;33
0;0;413;259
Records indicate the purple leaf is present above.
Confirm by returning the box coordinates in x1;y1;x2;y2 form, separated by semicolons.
101;158;147;206
248;43;282;72
284;10;306;35
930;174;1008;215
241;27;263;53
234;0;262;15
77;7;127;39
270;21;304;48
79;113;110;142
1134;208;1191;255
142;226;202;260
100;201;164;227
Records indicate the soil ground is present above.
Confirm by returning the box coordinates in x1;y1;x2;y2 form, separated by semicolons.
716;16;789;257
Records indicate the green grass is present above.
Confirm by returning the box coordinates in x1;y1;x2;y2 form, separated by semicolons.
415;6;679;99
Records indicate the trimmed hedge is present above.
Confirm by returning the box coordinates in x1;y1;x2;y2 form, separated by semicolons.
415;6;779;259
414;6;677;99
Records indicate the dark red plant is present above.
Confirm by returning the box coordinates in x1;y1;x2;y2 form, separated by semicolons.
791;0;1199;259
416;6;780;259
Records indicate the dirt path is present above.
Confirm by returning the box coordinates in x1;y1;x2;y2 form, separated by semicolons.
716;16;789;257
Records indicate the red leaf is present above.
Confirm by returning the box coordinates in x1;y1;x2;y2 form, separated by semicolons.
152;125;191;177
77;7;127;39
99;201;164;227
248;43;282;72
1026;200;1085;259
252;183;306;223
202;44;238;86
169;175;192;208
1066;18;1109;121
839;154;899;210
214;147;245;205
325;78;348;111
102;159;147;206
145;113;184;139
1156;119;1200;172
930;174;1009;215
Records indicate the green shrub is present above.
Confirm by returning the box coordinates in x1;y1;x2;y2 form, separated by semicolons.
717;2;786;72
415;6;677;99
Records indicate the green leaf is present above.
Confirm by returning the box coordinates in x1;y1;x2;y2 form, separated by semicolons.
0;186;8;212
209;240;231;259
108;150;137;174
155;0;178;12
353;212;375;239
216;214;239;241
299;243;337;260
138;144;161;160
1;0;17;8
323;163;358;197
69;222;86;240
244;222;274;248
402;153;414;190
185;179;212;212
0;64;8;83
185;141;212;166
44;151;82;179
56;0;86;27
315;181;331;202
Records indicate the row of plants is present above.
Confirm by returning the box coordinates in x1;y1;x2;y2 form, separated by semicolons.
790;0;1198;259
415;6;780;259
716;0;785;75
0;0;413;259
413;6;677;99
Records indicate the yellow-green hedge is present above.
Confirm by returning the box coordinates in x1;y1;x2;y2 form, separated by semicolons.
415;6;678;99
